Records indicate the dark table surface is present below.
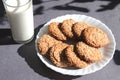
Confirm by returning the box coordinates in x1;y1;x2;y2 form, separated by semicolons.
0;0;120;80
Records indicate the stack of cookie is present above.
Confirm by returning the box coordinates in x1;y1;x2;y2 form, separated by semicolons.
37;19;109;69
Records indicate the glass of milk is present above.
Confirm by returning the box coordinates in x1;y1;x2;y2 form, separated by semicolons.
2;0;34;43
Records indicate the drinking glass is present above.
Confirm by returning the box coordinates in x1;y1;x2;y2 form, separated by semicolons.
2;0;34;43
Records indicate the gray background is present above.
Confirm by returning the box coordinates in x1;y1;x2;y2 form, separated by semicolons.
0;0;120;80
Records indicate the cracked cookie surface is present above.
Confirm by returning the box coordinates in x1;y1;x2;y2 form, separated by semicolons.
49;43;70;67
65;45;88;68
61;19;76;38
48;22;67;41
37;34;61;56
76;42;103;63
83;27;109;48
73;22;90;38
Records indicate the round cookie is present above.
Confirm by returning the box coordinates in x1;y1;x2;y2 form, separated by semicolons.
73;22;90;38
83;27;109;48
75;42;103;63
61;19;76;38
49;43;70;67
37;34;61;56
65;45;88;68
48;22;67;41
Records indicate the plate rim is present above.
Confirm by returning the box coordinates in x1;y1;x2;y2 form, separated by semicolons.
35;14;116;76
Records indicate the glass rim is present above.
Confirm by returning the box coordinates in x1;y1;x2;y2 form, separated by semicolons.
2;0;31;7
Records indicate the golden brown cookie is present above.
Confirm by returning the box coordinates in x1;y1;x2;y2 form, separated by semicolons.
37;34;61;56
48;22;67;41
83;27;109;48
65;45;88;68
49;43;70;67
61;19;76;38
73;22;90;38
75;42;103;63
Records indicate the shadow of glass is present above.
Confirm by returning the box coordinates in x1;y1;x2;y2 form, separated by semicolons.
0;29;18;45
17;24;81;80
0;0;7;25
96;0;120;12
113;49;120;65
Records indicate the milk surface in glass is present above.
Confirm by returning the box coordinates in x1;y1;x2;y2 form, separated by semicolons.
3;0;34;43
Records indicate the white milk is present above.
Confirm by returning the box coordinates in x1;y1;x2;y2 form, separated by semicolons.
3;0;34;43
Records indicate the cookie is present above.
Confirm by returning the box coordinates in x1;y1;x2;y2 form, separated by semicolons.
73;22;90;38
75;42;103;63
61;19;76;38
83;27;109;48
48;22;67;41
65;45;88;68
37;34;60;56
49;43;70;67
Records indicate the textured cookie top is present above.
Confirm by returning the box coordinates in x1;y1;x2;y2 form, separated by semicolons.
49;43;70;67
48;22;67;41
65;45;88;68
83;27;109;48
61;19;76;38
76;42;103;63
37;34;60;55
73;22;90;38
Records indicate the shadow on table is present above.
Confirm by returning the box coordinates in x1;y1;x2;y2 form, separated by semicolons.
113;49;120;65
0;0;7;25
33;0;92;15
33;0;120;15
33;0;60;15
33;0;59;5
96;0;120;12
48;0;93;13
0;29;18;45
17;24;81;80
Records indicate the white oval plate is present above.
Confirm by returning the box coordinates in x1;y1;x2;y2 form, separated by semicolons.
35;14;116;76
